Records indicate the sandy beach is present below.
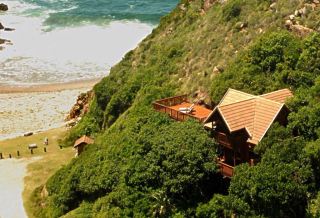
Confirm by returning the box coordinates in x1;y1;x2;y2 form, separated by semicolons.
0;79;99;140
0;157;40;218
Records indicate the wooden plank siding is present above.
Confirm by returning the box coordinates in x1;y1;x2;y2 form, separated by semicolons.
218;161;234;178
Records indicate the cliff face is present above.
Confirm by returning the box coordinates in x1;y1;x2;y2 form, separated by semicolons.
32;0;320;217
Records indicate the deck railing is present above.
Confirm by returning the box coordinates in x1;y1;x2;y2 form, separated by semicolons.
153;95;207;122
218;161;234;178
154;95;188;107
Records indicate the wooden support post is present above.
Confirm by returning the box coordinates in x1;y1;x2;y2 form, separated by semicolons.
0;153;2;159
44;147;47;153
30;149;33;154
17;151;20;157
9;154;12;158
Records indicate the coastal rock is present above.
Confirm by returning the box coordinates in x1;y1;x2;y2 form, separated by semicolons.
0;3;8;11
66;90;93;121
4;27;15;31
0;22;4;30
24;132;33;137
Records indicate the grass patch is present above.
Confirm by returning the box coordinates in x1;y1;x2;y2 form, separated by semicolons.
0;127;74;218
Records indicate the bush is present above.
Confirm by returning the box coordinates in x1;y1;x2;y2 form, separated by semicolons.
223;0;242;21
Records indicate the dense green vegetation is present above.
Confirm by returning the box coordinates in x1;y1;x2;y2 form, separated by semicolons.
31;0;320;217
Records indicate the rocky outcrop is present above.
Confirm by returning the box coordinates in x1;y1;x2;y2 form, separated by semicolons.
283;0;319;36
291;24;314;36
65;90;94;122
0;22;4;30
0;3;8;11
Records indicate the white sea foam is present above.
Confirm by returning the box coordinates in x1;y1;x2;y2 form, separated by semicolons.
0;0;154;85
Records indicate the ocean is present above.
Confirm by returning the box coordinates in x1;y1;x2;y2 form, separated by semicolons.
0;0;178;86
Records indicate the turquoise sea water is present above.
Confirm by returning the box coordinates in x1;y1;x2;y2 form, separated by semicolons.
22;0;178;28
0;0;178;85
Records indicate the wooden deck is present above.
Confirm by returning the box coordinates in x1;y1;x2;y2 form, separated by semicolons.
153;95;212;122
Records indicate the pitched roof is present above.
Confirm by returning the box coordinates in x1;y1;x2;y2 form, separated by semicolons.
74;135;94;148
219;89;255;106
207;88;293;145
260;88;293;103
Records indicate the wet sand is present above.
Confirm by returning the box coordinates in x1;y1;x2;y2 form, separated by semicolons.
0;78;100;94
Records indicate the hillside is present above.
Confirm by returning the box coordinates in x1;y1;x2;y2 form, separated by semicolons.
30;0;320;217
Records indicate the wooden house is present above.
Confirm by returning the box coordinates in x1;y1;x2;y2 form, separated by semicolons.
74;135;94;157
204;88;293;177
153;95;212;122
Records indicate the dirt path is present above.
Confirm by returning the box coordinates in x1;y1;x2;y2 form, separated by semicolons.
0;158;39;218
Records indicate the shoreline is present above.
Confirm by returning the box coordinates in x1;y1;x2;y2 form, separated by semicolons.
0;79;99;140
0;78;101;94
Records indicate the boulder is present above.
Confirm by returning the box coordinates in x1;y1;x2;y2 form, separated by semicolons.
0;3;8;11
289;14;295;20
285;20;293;29
4;27;15;31
24;132;33;137
270;2;277;10
65;90;93;121
0;22;4;30
291;24;314;36
203;0;215;11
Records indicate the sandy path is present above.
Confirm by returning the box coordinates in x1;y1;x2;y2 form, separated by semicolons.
0;158;39;218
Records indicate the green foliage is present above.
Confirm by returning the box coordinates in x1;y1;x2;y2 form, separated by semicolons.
33;0;320;217
297;33;320;74
304;139;320;189
222;0;242;22
210;31;301;102
307;192;320;218
229;135;313;218
255;123;292;156
42;107;219;217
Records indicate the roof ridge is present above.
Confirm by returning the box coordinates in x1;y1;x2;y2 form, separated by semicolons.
218;96;256;108
255;95;283;106
218;88;255;106
260;88;291;97
252;98;258;141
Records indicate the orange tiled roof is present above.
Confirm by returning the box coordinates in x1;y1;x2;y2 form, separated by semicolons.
207;88;293;145
260;89;293;103
74;135;94;148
